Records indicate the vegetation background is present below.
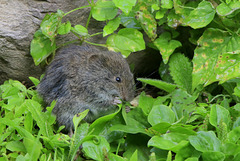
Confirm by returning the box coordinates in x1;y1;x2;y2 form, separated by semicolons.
1;0;240;160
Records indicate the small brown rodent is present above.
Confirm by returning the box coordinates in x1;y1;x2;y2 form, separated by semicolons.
38;45;135;130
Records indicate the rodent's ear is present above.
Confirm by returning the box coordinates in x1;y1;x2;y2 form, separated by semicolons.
87;54;107;66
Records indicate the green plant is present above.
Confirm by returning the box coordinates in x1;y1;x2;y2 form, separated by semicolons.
1;0;240;160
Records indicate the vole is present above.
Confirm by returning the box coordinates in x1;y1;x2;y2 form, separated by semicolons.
37;44;135;130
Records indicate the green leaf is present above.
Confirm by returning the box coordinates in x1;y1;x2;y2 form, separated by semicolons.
161;0;173;9
103;17;121;37
216;1;240;16
169;53;192;93
40;12;62;40
6;141;26;152
202;151;225;161
227;126;240;143
137;78;177;93
189;131;221;152
186;1;215;29
29;77;40;87
148;105;175;126
123;134;150;160
24;100;53;137
58;21;71;35
68;123;89;161
129;150;138;161
171;89;196;122
135;3;157;41
30;30;56;65
138;92;155;115
23;137;42;161
113;0;136;15
71;25;88;36
154;32;182;64
92;0;118;21
209;104;231;130
148;133;189;152
192;28;240;90
89;105;121;135
120;11;141;29
82;136;110;161
216;2;233;16
106;28;145;57
72;109;89;130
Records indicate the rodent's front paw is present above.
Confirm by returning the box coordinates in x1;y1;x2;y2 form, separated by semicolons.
113;97;122;105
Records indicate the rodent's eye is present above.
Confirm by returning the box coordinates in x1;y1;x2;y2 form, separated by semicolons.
115;77;121;83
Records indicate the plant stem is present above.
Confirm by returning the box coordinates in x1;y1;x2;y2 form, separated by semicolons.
86;8;92;29
89;32;103;37
84;40;107;47
56;39;81;49
64;5;91;16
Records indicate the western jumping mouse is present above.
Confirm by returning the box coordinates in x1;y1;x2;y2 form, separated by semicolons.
38;45;135;129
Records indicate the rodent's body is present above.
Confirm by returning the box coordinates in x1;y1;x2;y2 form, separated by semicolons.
38;45;134;129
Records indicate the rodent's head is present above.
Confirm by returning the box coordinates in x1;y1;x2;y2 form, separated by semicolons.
86;51;135;103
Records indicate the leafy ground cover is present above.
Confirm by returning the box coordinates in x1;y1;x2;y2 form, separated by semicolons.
1;0;240;160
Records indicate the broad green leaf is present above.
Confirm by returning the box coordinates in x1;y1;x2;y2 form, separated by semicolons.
151;122;172;134
161;0;173;9
135;3;157;41
227;126;240;143
82;136;110;161
171;89;196;122
120;11;141;29
148;133;189;152
23;137;42;161
113;0;136;15
202;151;225;161
221;143;240;156
233;117;240;129
216;1;240;16
137;78;177;93
192;28;240;90
109;153;128;161
92;0;118;21
154;32;182;64
58;21;71;35
186;1;215;29
103;17;121;37
30;30;56;65
123;134;150;161
209;104;231;130
234;82;240;97
169;53;192;93
40;12;62;40
6;141;26;152
216;2;233;16
71;25;88;36
148;105;175;126
89;105;120;130
189;131;221;152
185;157;199;161
110;108;149;135
106;28;145;57
138;92;155;115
